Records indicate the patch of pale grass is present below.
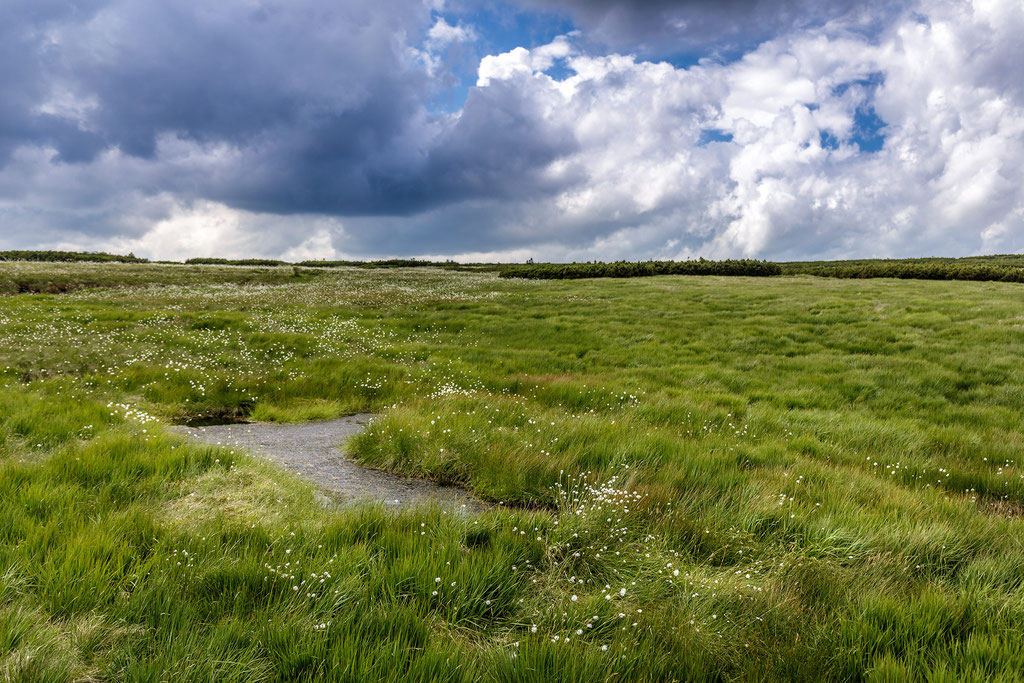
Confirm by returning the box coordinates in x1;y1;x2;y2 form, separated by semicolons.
164;455;320;527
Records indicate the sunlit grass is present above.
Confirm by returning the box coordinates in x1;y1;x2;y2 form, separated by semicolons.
1;263;1023;680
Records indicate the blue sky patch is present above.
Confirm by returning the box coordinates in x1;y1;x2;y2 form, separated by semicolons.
852;106;886;152
427;3;576;112
819;130;841;150
829;71;887;152
460;3;576;57
698;129;734;145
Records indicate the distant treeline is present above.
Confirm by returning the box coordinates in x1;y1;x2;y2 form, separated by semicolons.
295;259;479;270
499;259;783;279
782;253;1024;270
185;258;289;266
0;250;148;263
499;258;1024;283
785;262;1024;283
7;250;1024;285
184;257;485;270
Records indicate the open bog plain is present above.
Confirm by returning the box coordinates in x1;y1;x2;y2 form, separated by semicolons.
1;261;1023;681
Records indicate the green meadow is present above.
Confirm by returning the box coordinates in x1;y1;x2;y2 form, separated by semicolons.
1;262;1022;681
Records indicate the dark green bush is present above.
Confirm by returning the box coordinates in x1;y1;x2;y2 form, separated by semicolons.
498;259;782;280
0;250;147;263
786;263;1024;283
782;254;1024;271
184;258;289;266
296;259;493;271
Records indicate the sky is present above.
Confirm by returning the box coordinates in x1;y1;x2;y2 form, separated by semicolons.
0;0;1022;262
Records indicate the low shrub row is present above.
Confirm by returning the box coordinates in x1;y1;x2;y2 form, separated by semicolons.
787;263;1024;283
184;258;289;266
782;254;1024;270
182;258;480;270
297;259;431;268
498;259;1024;283
296;259;487;271
6;251;1023;286
0;250;147;263
499;259;783;280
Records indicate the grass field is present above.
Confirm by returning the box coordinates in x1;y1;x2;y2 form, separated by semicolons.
1;262;1023;681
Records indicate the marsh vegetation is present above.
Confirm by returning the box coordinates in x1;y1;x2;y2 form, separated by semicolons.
1;262;1023;681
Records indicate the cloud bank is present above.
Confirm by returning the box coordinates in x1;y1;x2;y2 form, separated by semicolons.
0;0;1021;260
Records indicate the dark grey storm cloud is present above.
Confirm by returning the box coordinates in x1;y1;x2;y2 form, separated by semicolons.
0;0;571;218
0;2;100;164
515;0;910;56
219;73;580;216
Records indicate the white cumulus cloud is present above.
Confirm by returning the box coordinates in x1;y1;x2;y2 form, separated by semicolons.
455;0;1024;261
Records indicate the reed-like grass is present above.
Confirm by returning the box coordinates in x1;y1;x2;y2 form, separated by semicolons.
1;263;1023;681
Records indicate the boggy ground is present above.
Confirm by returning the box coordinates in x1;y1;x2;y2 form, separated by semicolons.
173;416;484;512
1;262;1023;681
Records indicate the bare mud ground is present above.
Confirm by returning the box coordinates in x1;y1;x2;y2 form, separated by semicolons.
172;414;485;512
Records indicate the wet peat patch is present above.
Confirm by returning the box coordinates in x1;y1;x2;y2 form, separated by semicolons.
175;404;253;427
171;414;485;512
